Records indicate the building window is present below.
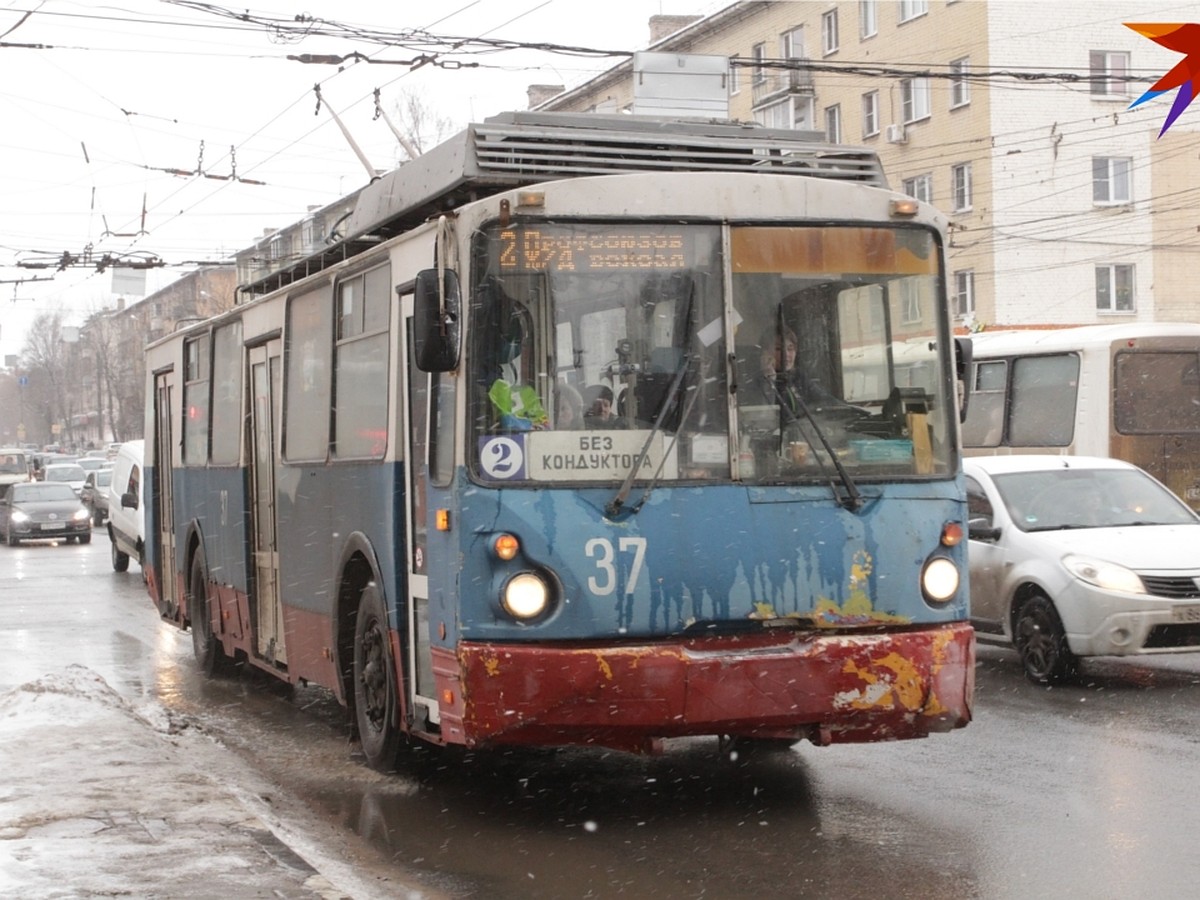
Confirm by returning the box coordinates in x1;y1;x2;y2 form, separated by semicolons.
1090;50;1129;98
1096;264;1135;312
729;57;740;95
821;10;839;55
751;42;766;84
756;96;815;131
900;280;921;324
781;26;805;61
900;76;931;123
902;173;933;204
952;163;973;212
825;104;842;143
954;270;975;318
862;90;879;137
950;57;970;108
860;0;877;39
899;0;928;23
1093;157;1132;204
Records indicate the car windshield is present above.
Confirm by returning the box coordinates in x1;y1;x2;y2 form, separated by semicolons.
12;483;78;502
45;465;85;482
0;454;27;475
991;468;1199;531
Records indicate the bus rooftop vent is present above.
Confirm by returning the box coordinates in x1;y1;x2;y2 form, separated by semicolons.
238;111;886;296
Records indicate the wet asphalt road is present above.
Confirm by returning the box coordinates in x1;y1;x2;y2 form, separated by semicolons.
3;532;1199;899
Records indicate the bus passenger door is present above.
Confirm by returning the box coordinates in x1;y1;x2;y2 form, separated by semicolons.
153;372;178;619
402;296;438;726
248;341;286;665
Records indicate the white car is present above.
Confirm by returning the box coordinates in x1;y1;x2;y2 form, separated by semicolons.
41;462;88;497
966;455;1200;683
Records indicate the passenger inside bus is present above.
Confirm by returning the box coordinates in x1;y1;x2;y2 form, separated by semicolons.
555;382;583;429
582;385;617;428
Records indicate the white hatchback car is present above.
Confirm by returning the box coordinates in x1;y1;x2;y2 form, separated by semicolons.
965;455;1200;683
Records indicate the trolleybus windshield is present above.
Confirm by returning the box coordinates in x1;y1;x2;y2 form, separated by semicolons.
469;221;952;484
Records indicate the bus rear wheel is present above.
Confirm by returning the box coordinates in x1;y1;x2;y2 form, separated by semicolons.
353;583;401;772
189;554;229;676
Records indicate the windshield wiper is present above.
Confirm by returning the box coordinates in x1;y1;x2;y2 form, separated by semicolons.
605;353;694;519
763;375;863;512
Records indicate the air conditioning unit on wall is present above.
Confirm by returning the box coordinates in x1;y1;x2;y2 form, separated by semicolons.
885;123;907;144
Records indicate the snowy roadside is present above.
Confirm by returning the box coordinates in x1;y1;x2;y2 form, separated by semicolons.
0;665;432;899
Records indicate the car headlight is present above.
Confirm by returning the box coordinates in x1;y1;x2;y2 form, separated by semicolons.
1063;554;1145;593
73;509;90;522
922;556;960;603
10;510;29;524
501;572;551;620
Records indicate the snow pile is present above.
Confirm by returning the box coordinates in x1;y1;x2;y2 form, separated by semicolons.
0;665;357;898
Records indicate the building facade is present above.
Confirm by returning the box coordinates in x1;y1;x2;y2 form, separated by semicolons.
534;0;1200;330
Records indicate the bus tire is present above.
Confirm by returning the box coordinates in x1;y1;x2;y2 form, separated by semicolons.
353;583;401;772
1014;593;1077;685
189;553;229;677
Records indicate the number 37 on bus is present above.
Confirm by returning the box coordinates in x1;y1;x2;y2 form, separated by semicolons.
141;113;976;770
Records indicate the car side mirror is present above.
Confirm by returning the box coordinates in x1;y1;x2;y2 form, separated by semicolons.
968;516;1000;541
121;491;138;510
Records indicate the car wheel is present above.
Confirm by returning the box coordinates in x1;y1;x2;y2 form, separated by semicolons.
79;533;91;545
353;582;402;772
189;553;229;676
1014;593;1078;684
6;524;18;547
111;535;130;572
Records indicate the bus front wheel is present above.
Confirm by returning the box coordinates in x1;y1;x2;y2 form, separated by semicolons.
189;554;229;676
353;583;401;772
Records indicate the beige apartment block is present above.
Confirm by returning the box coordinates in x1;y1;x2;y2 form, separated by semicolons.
534;1;1200;330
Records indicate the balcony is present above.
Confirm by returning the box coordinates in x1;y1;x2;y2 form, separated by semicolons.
751;64;815;109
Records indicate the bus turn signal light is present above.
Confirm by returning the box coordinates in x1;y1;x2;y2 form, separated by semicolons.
493;533;519;561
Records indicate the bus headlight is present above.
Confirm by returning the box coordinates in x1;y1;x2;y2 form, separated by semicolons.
501;572;550;620
922;556;959;603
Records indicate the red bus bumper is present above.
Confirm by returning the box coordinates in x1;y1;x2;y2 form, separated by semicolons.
433;622;974;752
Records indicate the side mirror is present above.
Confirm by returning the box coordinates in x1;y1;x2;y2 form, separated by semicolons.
954;336;973;423
413;268;461;372
121;491;138;510
967;516;1000;542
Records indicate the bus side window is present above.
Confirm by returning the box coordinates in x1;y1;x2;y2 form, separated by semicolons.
962;360;1007;447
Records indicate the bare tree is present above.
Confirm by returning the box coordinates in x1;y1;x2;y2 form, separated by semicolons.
388;89;458;162
20;311;70;445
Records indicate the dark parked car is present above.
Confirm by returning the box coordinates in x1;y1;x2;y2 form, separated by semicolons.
1;481;93;545
80;468;113;526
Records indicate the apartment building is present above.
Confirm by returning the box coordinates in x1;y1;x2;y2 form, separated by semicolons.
534;1;1200;330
